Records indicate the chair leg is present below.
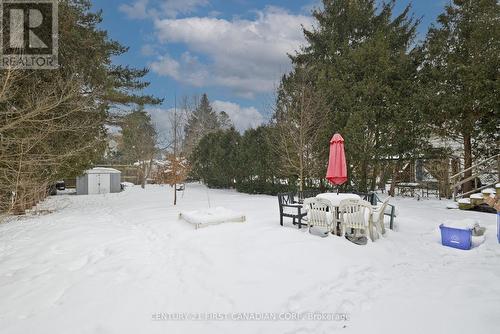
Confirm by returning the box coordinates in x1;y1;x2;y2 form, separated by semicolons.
280;215;283;226
298;216;302;229
369;220;376;241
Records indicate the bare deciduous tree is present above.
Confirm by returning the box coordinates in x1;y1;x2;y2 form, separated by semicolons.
0;68;104;214
156;100;190;205
272;70;327;191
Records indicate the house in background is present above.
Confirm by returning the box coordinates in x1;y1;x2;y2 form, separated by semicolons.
76;168;122;195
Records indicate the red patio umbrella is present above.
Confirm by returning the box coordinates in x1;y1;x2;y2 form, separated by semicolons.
326;133;347;186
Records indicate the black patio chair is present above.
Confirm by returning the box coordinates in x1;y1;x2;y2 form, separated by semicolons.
277;192;307;228
354;192;378;206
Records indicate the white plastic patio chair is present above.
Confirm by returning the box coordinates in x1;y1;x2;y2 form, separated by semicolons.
303;197;335;237
372;197;390;237
339;199;374;241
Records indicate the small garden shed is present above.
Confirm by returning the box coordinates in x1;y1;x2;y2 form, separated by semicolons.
76;167;121;195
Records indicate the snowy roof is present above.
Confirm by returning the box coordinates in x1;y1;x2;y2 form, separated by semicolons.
133;160;168;167
85;167;121;174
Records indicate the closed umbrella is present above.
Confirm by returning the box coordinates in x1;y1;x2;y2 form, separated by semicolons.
326;133;347;186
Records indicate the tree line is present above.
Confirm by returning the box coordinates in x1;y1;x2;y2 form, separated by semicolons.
102;93;234;204
0;1;160;214
2;0;496;214
190;0;499;196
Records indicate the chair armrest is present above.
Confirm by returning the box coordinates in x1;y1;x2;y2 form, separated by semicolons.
282;204;303;209
385;204;397;217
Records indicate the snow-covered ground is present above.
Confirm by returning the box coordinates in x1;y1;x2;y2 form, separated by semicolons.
0;184;499;334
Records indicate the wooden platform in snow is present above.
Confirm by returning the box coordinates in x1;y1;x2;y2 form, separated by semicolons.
179;207;246;229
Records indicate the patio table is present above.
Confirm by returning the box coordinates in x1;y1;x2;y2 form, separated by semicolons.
316;193;361;235
316;193;361;206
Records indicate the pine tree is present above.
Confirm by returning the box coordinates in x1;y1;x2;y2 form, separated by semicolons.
184;94;221;155
238;126;272;192
421;0;500;194
191;129;240;188
120;106;157;188
218;111;233;130
289;0;422;191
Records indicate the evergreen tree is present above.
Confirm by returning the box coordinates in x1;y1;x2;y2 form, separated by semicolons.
191;129;240;188
237;126;279;194
184;94;221;155
290;0;423;191
120;106;157;188
421;0;499;194
218;111;233;130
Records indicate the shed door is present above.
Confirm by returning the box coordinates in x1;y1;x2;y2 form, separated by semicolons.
98;174;110;194
88;174;99;194
88;174;110;194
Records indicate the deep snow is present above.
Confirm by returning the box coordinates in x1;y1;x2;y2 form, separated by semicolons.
0;184;499;334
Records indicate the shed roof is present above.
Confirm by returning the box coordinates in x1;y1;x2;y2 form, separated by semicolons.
85;167;121;174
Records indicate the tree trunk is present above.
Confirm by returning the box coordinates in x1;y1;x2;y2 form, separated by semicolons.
173;183;177;205
141;164;147;189
370;161;378;191
441;158;450;199
299;167;304;192
389;161;401;197
298;148;304;192
144;158;154;188
463;133;473;194
378;162;388;191
360;159;368;193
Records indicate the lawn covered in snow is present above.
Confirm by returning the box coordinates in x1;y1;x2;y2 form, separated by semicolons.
0;184;499;334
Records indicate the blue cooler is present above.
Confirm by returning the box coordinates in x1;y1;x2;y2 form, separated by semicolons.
439;224;472;250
